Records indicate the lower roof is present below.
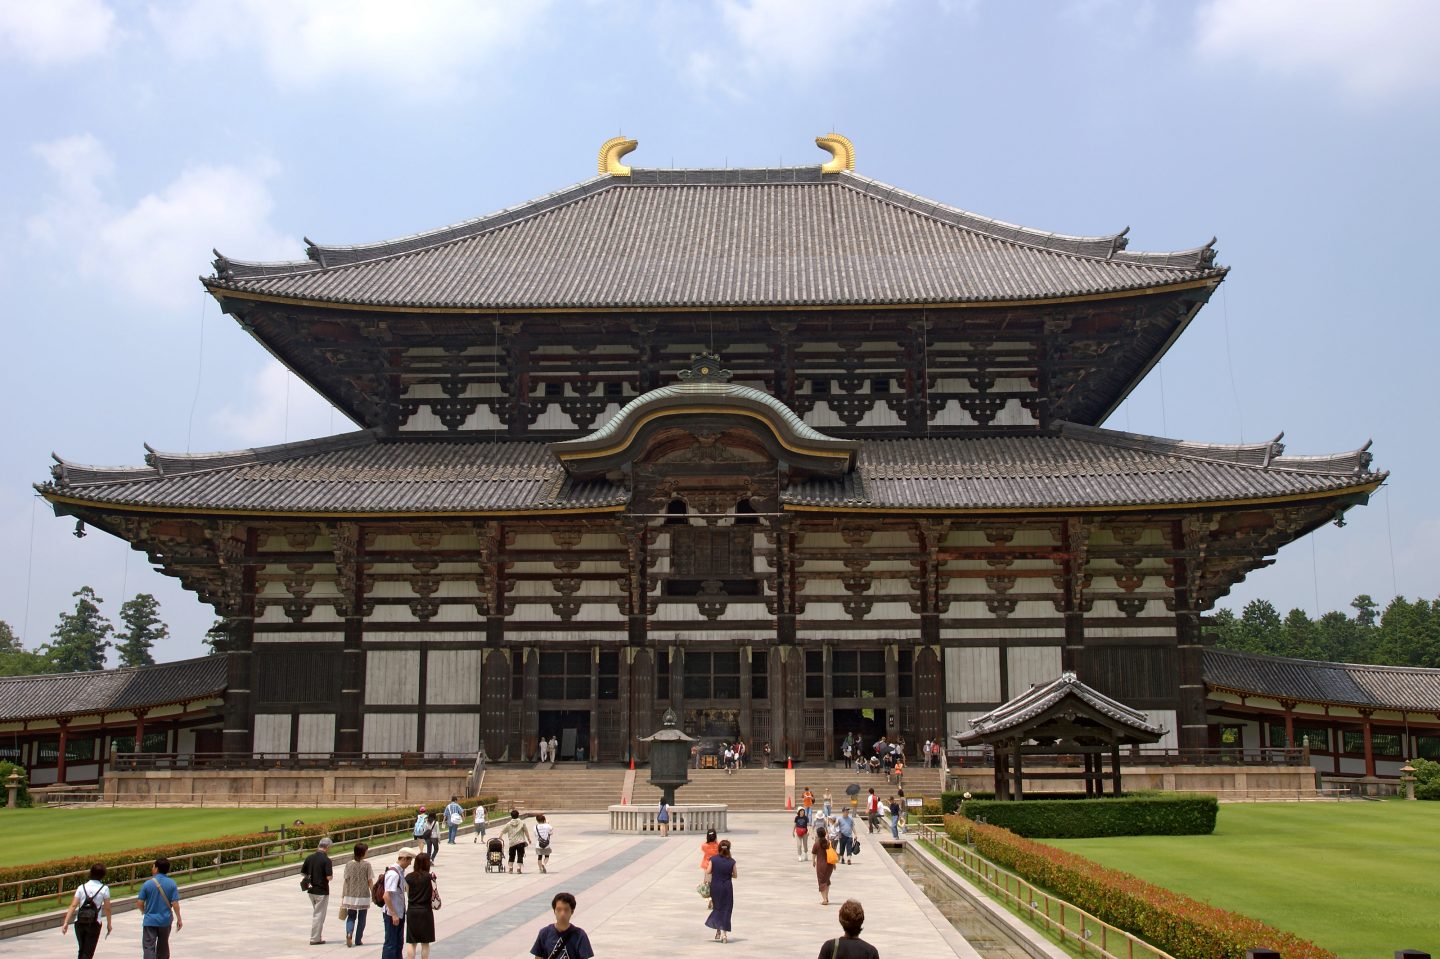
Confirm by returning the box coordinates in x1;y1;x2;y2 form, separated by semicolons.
41;422;1381;517
0;655;227;724
1204;648;1440;713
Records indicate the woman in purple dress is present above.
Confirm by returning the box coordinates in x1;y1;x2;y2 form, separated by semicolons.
703;839;737;943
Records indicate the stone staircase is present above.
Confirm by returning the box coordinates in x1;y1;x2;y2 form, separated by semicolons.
476;763;947;813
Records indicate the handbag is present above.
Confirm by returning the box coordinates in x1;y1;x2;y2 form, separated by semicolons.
336;903;348;921
825;844;838;865
430;875;442;911
449;812;462;825
696;881;711;898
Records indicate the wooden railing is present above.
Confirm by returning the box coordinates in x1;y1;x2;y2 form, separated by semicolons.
0;811;420;917
914;821;1177;959
110;751;477;771
43;790;402;807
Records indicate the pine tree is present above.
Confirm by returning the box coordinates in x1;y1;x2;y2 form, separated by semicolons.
203;618;231;654
0;621;53;676
116;593;167;668
43;587;113;672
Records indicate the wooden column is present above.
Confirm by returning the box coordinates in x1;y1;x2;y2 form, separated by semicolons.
522;648;540;761
221;527;258;755
821;645;834;761
1110;744;1122;794
884;644;900;752
335;522;365;756
1011;740;1023;800
133;709;148;755
739;647;753;744
1360;710;1376;778
481;648;511;760
914;647;943;753
55;720;70;785
1282;702;1295;750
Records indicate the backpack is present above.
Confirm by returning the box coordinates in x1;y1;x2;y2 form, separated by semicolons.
75;883;101;925
371;866;397;908
413;818;427;838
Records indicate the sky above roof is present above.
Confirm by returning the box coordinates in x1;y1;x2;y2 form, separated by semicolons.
1;0;1436;663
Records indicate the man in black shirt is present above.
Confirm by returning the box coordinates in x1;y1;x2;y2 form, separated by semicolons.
300;837;333;945
819;899;880;958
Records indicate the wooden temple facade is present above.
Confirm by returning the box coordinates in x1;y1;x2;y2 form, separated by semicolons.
38;137;1385;766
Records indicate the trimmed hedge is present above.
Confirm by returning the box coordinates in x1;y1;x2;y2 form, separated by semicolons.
945;816;1337;959
0;796;495;907
959;794;1217;838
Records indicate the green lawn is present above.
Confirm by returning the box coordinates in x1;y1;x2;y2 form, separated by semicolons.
0;806;383;868
1044;802;1440;959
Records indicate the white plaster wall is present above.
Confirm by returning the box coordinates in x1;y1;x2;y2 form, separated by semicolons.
366;650;420;705
945;647;1002;703
254;714;291;754
1006;646;1063;697
297;714;335;753
428;649;483;705
364;714;418;753
425;713;480;754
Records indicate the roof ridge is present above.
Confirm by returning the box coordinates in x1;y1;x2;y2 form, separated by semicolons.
52;430;380;488
1056;422;1376;475
0;653;223;684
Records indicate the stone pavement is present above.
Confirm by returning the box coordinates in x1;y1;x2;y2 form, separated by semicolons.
5;813;979;958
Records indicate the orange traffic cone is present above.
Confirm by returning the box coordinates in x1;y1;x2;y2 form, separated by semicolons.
785;794;793;809
629;756;636;771
786;757;793;770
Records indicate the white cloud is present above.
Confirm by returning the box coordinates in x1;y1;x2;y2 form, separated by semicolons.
151;0;550;98
686;0;897;95
0;0;118;66
25;134;296;312
211;360;343;448
1195;0;1440;100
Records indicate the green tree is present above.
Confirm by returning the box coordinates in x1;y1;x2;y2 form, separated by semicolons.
115;593;167;668
1206;607;1241;647
203;619;231;655
0;620;53;676
42;587;112;672
1279;608;1317;659
1351;594;1379;628
1236;599;1284;654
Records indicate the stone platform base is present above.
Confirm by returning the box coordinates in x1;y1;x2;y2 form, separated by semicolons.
608;803;728;833
105;767;469;804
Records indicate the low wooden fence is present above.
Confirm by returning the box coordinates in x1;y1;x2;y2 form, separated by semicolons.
914;821;1176;959
0;812;419;917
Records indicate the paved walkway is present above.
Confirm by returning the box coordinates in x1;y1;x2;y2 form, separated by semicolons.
6;813;978;958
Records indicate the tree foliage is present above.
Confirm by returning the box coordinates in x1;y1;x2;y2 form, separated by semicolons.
0;621;53;677
115;593;167;668
1208;593;1440;668
203;619;231;655
42;586;112;672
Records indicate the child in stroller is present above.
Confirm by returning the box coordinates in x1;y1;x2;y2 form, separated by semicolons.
485;837;505;873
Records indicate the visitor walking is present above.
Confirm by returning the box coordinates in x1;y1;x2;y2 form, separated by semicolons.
837;809;856;864
529;892;595;959
539;736;549;763
548;735;559;761
699;827;719;877
300;837;333;945
703;839;737;943
60;863;112;959
404;852;437;959
817;899;880;958
137;857;182;959
657;800;671;837
888;797;900;838
380;848;414;959
793;807;810;861
472;802;487;843
811;827;835;906
502;809;530;872
341;841;375;948
866;788;879;833
534;814;554;873
822;788;833;818
801;787;814;817
422;813;441;862
444;796;464;844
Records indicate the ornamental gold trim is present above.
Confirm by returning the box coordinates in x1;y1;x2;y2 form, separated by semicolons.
599;136;637;176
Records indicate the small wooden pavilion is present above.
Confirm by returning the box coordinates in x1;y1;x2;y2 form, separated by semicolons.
955;672;1164;800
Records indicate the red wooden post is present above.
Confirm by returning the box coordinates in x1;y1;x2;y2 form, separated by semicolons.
55;720;70;785
1360;710;1376;779
1282;701;1295;749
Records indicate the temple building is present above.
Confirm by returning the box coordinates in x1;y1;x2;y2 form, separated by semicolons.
38;135;1387;769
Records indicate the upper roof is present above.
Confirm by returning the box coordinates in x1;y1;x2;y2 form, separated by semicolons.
41;421;1379;517
0;655;226;723
206;167;1225;311
955;671;1166;743
1203;648;1440;712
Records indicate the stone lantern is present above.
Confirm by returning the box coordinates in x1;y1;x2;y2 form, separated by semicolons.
5;770;21;809
637;708;695;806
1400;762;1417;801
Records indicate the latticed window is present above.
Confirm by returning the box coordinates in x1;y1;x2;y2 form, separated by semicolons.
656;649;670;700
832;650;885;698
671;527;754;577
598;650;620;700
1341;729;1402;756
539;651;591;700
750;651;768;700
1270;724;1331;749
683;651;741;700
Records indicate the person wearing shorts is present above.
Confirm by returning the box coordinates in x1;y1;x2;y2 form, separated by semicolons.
533;814;553;873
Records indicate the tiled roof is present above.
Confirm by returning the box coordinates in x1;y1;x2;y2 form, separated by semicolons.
1203;648;1440;712
782;422;1381;510
0;655;226;723
43;423;1379;516
45;431;626;514
207;167;1225;310
955;671;1165;743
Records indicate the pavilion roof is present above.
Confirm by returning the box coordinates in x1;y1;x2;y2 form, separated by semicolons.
206;167;1225;311
955;671;1165;745
41;423;1380;516
0;655;226;723
1203;648;1440;712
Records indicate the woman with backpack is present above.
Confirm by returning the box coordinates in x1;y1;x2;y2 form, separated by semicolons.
423;812;441;862
61;863;112;958
533;813;554;873
340;841;376;947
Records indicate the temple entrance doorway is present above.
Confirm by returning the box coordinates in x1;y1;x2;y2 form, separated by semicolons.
538;710;591;761
834;708;888;763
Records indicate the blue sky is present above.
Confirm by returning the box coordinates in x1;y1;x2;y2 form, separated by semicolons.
1;0;1436;664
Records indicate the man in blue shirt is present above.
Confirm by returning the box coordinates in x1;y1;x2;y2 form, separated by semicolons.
837;809;856;864
444;796;464;844
530;892;594;959
136;857;182;959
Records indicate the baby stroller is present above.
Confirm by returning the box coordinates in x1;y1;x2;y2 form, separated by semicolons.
485;838;505;873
